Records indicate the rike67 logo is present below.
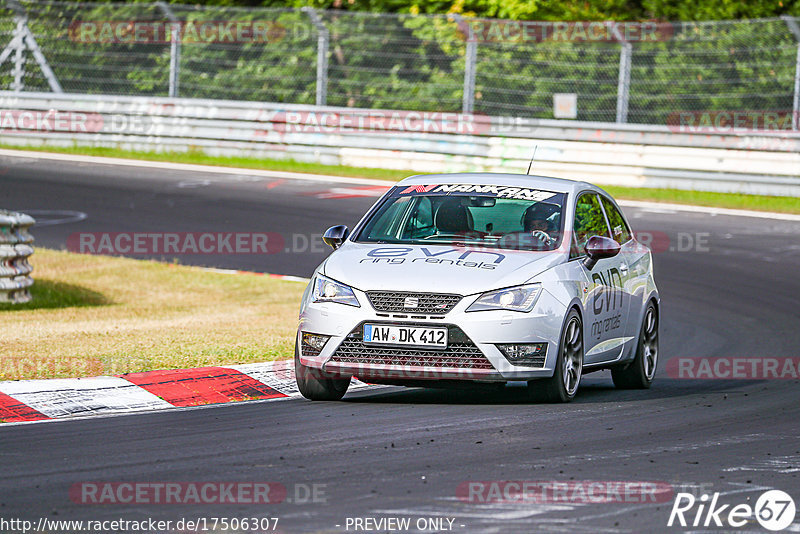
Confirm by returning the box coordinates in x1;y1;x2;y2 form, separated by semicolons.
668;490;796;531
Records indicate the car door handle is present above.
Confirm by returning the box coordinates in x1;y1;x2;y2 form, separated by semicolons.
619;263;629;274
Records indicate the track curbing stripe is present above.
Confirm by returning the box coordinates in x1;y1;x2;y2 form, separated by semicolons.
0;377;173;418
0;363;383;424
0;390;50;422
120;367;288;407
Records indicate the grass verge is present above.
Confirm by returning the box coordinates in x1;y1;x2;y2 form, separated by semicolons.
1;143;798;213
601;186;800;214
0;249;305;381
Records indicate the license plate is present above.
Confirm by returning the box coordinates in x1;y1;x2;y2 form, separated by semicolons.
363;324;448;348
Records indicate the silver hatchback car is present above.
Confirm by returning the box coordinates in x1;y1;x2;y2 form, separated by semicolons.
295;173;660;402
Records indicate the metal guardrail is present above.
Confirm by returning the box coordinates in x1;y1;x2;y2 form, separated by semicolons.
0;91;799;196
0;210;34;304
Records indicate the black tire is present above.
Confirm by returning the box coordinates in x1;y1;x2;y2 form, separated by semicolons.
294;345;350;401
531;309;583;403
612;302;658;389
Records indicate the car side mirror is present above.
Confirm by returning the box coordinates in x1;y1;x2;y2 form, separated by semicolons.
583;235;620;270
323;225;350;250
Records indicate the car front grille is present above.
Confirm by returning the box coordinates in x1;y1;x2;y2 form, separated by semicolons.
328;323;494;370
366;291;462;315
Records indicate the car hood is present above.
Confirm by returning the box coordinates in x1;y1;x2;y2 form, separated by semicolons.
322;242;565;295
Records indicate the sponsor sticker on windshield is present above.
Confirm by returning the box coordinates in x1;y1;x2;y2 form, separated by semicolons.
398;184;556;202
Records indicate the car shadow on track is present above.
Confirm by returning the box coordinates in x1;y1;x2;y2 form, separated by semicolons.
343;374;762;406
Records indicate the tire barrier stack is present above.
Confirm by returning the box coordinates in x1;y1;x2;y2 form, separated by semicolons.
0;210;35;304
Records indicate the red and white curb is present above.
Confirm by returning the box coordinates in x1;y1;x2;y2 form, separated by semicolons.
0;361;375;424
0;251;321;424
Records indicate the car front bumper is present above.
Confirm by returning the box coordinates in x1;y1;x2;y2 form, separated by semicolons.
298;287;568;382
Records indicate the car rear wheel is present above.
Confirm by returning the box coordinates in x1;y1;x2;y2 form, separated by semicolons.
612;302;658;389
532;309;583;403
295;345;350;401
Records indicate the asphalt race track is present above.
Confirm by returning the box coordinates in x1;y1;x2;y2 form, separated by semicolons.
2;153;799;533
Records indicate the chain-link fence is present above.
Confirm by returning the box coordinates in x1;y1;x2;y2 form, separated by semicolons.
1;0;799;127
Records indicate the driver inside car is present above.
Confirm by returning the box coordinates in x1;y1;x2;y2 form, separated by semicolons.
522;202;560;247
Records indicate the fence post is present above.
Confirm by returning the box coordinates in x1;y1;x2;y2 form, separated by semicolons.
303;7;329;107
159;2;180;98
783;16;800;130
610;23;632;124
11;19;25;92
793;45;800;131
168;25;180;98
454;15;477;114
615;42;632;124
463;39;477;114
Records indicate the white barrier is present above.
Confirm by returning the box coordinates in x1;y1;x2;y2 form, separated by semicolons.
1;91;798;196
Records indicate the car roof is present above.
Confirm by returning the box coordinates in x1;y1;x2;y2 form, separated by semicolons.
397;172;605;196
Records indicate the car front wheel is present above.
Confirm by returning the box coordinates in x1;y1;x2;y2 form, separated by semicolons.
295;345;350;401
532;309;583;403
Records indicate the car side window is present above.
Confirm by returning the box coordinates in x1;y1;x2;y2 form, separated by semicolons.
572;193;610;258
600;196;632;245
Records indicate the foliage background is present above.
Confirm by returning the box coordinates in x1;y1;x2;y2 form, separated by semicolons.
1;0;798;124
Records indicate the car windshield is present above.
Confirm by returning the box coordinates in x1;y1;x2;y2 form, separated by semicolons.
356;184;567;251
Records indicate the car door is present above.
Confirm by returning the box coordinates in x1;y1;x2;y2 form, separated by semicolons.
599;195;647;350
572;192;630;365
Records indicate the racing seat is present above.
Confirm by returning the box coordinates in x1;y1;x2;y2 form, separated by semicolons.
434;198;475;234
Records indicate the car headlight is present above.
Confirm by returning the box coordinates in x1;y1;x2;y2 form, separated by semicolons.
313;274;360;307
466;284;541;313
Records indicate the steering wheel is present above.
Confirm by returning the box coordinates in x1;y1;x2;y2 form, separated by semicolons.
531;230;555;247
